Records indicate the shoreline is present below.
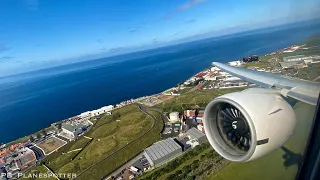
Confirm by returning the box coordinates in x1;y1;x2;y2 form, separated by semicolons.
2;35;318;146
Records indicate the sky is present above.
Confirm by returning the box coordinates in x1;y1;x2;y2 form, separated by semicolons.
0;0;319;77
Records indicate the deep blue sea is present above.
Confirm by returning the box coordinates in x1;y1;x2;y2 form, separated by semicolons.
1;20;320;143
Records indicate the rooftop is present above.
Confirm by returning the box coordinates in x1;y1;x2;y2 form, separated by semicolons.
62;122;86;132
144;138;181;161
187;128;206;140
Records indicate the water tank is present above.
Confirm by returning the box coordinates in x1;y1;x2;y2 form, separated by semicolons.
169;112;179;122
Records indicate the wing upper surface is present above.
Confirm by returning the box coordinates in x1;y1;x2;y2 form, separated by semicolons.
212;62;320;105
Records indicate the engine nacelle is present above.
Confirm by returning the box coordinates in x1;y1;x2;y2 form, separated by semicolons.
203;88;296;162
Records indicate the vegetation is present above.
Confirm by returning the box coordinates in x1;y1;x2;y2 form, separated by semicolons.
242;61;271;69
280;34;320;59
23;104;164;180
280;47;320;59
22;165;57;180
293;63;320;81
76;110;163;180
156;88;247;113
138;143;227;180
206;102;316;180
19;104;156;180
299;34;320;47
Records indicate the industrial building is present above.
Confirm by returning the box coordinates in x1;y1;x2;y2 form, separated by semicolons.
60;122;88;140
283;55;310;62
279;61;306;69
186;128;207;144
228;60;242;66
143;138;182;167
79;105;114;118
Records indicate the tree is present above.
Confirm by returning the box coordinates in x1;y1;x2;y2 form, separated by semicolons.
42;129;47;136
36;133;42;139
29;135;35;142
186;175;196;180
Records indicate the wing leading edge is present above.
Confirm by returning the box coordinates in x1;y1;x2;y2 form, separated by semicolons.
212;62;320;106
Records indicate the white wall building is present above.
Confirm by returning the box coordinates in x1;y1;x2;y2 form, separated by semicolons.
169;112;179;123
228;61;242;66
210;66;220;72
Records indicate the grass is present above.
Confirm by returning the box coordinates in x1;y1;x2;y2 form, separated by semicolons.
76;110;164;180
206;102;316;180
137;143;227;180
156;88;247;113
22;165;57;180
242;61;271;69
280;47;320;59
31;104;163;180
48;104;154;176
293;63;320;81
36;137;66;155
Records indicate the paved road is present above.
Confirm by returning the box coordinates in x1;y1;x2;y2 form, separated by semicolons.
27;145;45;160
75;104;162;180
105;152;145;180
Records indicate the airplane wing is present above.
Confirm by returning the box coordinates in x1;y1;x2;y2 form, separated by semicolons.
212;62;320;106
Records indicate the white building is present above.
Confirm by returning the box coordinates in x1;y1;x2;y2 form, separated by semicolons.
169;112;179;123
79;111;91;118
224;76;241;82
210;66;220;72
61;122;88;140
228;61;242;66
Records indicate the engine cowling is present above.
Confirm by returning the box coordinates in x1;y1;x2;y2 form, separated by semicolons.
203;88;296;162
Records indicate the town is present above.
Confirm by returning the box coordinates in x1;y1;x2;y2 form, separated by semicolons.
1;40;320;180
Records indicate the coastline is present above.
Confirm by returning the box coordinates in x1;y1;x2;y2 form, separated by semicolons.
2;32;320;146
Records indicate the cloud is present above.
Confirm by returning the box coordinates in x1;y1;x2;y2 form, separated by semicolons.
129;28;138;33
26;0;39;11
0;56;14;61
180;0;206;10
0;43;11;53
162;0;207;20
173;30;184;36
186;19;197;24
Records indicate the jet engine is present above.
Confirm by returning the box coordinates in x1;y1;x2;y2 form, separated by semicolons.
203;88;296;162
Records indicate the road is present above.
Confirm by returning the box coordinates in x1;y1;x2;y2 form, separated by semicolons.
105;152;145;180
75;104;163;180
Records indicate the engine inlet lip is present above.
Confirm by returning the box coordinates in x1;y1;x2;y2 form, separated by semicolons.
204;97;257;162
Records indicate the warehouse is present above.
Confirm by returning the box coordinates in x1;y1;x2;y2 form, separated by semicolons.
186;128;207;144
143;138;182;167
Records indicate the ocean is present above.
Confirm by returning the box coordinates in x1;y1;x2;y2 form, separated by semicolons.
1;20;320;143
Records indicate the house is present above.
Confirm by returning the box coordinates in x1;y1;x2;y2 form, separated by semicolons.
15;148;37;170
0;149;7;158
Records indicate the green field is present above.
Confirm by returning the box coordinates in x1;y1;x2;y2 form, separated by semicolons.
242;61;272;69
138;143;229;180
280;34;320;59
293;63;320;81
22;165;57;180
76;109;164;180
29;104;164;180
156;88;247;113
206;102;316;180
